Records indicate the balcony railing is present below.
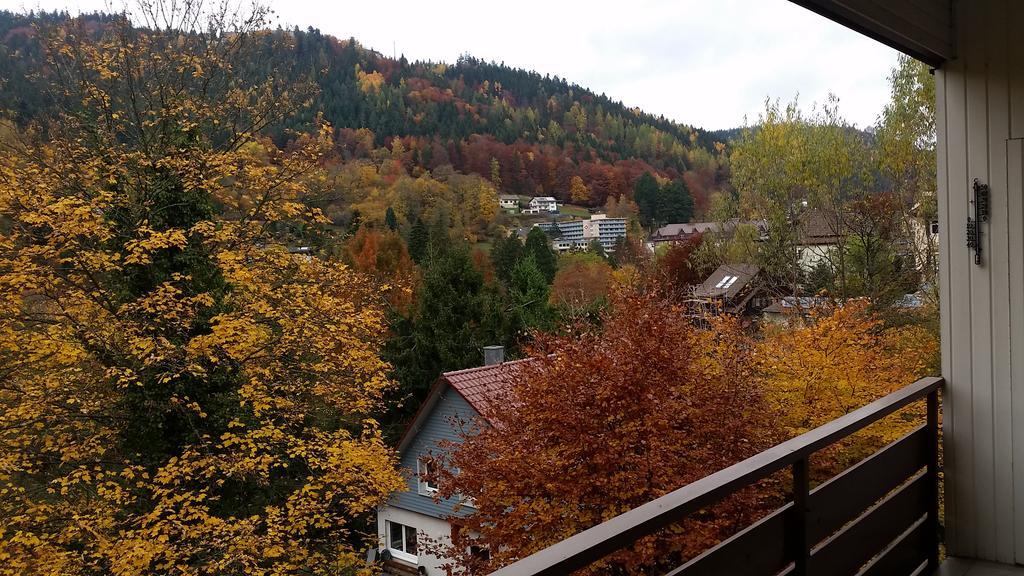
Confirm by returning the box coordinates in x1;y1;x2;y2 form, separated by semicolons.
489;376;943;576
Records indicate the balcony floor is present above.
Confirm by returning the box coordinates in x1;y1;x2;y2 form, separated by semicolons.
941;558;1024;575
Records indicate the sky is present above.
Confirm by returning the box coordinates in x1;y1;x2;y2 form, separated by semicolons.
1;0;904;131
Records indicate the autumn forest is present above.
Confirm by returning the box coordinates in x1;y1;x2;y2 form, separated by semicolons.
0;2;940;575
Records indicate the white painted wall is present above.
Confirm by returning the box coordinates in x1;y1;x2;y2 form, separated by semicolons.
797;243;837;272
377;505;454;575
936;0;1024;563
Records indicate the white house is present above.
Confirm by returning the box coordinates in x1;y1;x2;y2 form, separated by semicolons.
795;209;843;272
525;196;557;214
499;195;519;211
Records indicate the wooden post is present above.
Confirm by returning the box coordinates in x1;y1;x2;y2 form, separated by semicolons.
791;457;810;576
927;389;941;571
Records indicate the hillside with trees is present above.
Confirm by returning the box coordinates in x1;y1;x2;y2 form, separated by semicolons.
0;10;728;212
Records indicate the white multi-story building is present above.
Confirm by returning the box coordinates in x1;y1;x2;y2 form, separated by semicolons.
535;214;627;252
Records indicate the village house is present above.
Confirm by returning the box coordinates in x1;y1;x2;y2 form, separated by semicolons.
376;347;525;576
646;219;769;252
795;209;844;272
498;195;519;211
760;295;833;324
521;196;558;214
688;263;768;318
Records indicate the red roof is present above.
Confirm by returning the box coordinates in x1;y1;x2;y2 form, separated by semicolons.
397;358;535;453
440;358;533;417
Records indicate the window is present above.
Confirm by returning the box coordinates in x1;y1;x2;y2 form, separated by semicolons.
386;520;418;563
715;275;738;289
470;545;491;561
418;458;439;494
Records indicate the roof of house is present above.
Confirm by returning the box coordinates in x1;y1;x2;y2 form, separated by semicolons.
653;221;730;238
441;359;530;414
531;196;557;202
694;263;762;300
651;219;768;241
799;210;844;245
499;194;519;201
396;358;534;454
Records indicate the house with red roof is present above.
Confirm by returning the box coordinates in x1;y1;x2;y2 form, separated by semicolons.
376;347;528;575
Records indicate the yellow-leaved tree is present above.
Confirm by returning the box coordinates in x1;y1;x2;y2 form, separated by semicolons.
758;301;938;469
0;3;403;575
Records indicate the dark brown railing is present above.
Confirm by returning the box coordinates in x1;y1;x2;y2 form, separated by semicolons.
489;376;943;576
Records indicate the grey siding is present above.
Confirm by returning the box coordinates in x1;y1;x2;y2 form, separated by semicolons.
936;0;1024;562
390;385;478;519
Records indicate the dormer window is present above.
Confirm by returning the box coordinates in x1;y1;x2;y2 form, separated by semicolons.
715;275;738;289
418;458;439;494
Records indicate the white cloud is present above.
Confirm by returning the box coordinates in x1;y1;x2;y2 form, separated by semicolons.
3;0;902;129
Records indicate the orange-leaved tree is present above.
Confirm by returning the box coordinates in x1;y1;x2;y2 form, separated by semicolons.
758;301;938;468
548;255;613;317
434;287;783;574
0;3;403;575
345;227;417;311
655;233;705;297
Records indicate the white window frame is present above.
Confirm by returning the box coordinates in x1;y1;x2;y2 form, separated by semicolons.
386;520;419;564
417;458;439;495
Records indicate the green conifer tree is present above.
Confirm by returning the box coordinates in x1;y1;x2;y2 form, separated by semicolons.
346;209;362;236
634;172;660;228
525;226;558;283
509;255;552;332
408;217;429;264
491;232;524;286
657;179;694;225
384;242;508;423
385;206;399;231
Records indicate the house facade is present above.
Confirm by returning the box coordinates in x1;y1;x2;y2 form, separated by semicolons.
523;196;558;214
535;214;627;252
795;210;844;271
377;352;525;575
498;195;519;211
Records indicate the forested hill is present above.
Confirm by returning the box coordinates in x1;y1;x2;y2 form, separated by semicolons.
0;11;729;209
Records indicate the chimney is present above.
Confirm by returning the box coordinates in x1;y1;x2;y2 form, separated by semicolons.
483;345;505;366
